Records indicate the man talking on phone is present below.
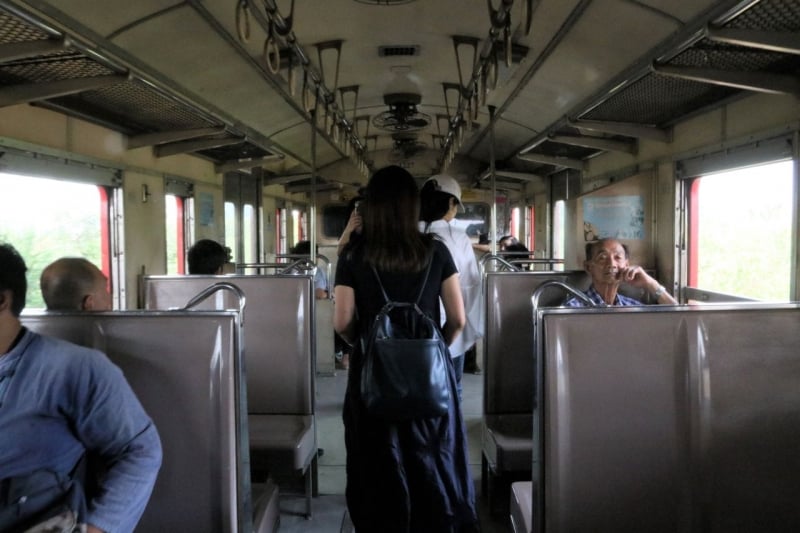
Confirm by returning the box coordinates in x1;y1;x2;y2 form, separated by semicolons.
564;238;678;307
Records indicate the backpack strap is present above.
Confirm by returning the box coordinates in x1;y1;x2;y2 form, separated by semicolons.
370;249;434;306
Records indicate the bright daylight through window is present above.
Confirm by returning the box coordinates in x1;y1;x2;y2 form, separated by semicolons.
0;172;103;308
692;160;794;301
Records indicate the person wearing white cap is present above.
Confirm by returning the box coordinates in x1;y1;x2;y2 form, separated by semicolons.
420;174;484;400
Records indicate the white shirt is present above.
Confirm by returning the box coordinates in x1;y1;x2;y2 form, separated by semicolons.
421;219;485;356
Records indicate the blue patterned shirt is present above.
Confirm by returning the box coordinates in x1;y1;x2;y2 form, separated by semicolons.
563;285;643;307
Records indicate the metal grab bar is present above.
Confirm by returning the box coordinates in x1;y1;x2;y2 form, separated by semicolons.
276;254;331;290
236;262;293;272
529;279;596;531
531;280;597;311
479;253;520;272
278;258;317;275
182;282;247;325
180;280;249;524
275;253;330;269
275;254;334;299
235;260;319;276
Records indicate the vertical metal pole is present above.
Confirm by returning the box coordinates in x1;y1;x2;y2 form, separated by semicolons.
489;105;497;255
310;108;317;259
792;130;799;300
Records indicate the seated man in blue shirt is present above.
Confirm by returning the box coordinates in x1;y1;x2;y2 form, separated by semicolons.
564;238;678;306
290;240;329;299
0;243;162;533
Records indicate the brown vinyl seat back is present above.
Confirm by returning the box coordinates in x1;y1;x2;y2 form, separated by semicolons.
143;275;314;415
483;271;587;415
21;311;249;533
535;303;800;532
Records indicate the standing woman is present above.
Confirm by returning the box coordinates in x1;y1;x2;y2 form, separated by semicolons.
334;166;479;532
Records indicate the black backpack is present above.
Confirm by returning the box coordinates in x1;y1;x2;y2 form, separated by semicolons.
359;257;452;420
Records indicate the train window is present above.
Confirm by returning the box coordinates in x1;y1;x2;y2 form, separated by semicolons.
526;206;535;251
688;160;794;301
510;207;521;242
275;206;306;254
165;195;186;274
292;208;306;245
453;202;490;240
243;203;258;263
224;201;238;262
224;172;261;263
322;204;351;239
0;173;108;309
552;200;566;267
165;179;194;274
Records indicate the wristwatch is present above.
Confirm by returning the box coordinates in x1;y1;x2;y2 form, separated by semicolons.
653;285;666;299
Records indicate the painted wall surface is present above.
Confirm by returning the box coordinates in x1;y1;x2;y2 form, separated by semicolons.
123;171;167;308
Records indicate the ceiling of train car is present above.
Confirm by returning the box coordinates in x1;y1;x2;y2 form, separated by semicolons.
0;0;799;191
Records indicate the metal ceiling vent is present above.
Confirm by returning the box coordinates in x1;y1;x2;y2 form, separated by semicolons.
378;45;420;58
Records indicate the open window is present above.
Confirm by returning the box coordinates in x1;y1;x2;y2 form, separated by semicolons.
224;172;262;264
680;137;796;302
165;178;195;275
0;149;122;309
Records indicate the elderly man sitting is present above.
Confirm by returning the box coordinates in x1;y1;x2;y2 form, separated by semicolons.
565;238;678;307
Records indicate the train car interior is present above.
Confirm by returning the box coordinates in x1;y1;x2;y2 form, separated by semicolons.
1;0;799;531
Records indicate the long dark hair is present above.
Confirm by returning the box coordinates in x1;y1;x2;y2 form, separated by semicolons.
362;165;431;272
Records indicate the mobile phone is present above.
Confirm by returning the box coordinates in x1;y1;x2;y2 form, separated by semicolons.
354;200;362;214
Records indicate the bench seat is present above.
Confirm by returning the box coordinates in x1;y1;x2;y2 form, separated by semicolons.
510;481;532;533
249;414;316;518
248;414;316;471
482;414;533;473
252;478;280;533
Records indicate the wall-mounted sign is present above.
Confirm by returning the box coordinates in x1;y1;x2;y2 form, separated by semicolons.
198;192;215;227
582;195;645;241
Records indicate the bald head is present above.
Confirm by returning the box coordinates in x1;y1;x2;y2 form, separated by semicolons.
40;258;112;311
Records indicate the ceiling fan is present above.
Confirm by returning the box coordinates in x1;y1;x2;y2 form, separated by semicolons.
388;132;428;161
372;93;432;132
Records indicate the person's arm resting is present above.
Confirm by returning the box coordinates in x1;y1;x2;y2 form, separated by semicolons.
73;352;162;533
440;273;466;345
334;284;357;345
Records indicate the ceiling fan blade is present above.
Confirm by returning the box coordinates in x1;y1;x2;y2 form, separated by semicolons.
406;118;429;128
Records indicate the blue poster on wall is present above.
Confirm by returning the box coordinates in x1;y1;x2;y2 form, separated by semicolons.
198;192;215;227
582;195;645;241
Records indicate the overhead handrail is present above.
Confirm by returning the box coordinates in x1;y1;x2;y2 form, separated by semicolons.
240;0;369;177
182;281;247;325
439;0;515;171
